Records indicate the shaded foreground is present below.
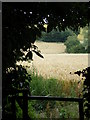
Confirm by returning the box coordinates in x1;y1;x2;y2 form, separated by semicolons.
15;72;83;119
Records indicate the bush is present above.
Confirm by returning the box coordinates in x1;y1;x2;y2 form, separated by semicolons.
64;35;87;53
39;27;76;42
71;44;87;53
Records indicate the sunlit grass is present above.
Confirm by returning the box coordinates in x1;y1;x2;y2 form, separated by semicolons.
26;70;83;118
30;69;83;98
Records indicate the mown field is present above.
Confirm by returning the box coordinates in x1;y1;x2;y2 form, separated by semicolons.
34;41;66;54
29;41;88;81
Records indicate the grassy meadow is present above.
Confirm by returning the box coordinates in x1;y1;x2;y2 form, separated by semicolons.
16;41;89;118
16;70;83;119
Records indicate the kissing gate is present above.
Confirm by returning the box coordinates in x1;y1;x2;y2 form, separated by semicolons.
9;89;84;120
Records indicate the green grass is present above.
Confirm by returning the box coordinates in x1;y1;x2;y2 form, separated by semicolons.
16;70;83;119
29;71;83;118
30;71;82;97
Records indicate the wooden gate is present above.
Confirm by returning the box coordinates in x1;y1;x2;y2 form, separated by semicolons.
9;89;84;120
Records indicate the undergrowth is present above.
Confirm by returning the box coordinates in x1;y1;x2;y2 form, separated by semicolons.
16;69;83;119
29;70;83;118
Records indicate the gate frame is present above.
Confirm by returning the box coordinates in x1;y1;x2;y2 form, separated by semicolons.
10;89;84;120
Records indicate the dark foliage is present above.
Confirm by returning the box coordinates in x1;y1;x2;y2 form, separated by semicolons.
2;2;89;119
74;67;90;119
39;28;75;42
65;39;87;53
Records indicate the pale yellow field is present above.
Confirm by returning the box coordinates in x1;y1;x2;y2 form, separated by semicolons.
31;53;88;81
29;41;89;81
34;41;66;54
18;41;89;81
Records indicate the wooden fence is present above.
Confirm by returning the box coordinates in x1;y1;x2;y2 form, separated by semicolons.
8;89;84;120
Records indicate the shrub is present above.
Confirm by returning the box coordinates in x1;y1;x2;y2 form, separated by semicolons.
39;27;76;42
64;35;87;53
71;44;86;53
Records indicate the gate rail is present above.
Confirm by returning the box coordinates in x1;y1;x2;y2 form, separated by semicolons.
9;89;84;120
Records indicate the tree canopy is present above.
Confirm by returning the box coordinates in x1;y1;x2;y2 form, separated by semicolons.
3;2;89;70
2;2;89;119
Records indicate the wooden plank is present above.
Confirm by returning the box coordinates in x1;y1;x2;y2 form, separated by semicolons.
14;96;83;102
79;100;84;120
28;96;83;102
23;91;28;120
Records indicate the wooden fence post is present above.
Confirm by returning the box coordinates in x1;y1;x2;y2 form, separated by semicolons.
79;99;84;120
23;90;28;120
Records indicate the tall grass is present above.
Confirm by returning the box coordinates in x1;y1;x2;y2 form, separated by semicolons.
30;69;83;98
16;69;83;118
28;69;83;118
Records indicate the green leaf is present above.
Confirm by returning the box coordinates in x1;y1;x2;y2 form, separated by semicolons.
32;50;44;58
25;51;33;60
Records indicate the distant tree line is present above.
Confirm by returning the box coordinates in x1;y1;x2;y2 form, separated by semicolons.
39;27;76;42
39;26;89;53
64;25;89;53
